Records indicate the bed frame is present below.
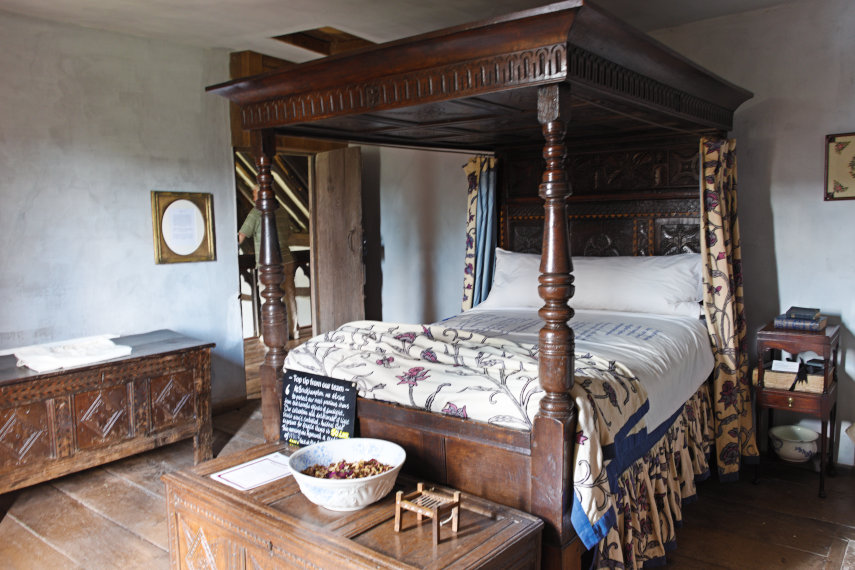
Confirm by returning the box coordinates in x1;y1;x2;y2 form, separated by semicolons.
208;2;750;567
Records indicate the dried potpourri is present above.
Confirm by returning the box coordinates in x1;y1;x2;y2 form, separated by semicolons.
302;458;392;479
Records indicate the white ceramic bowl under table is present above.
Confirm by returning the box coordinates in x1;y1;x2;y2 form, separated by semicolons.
288;438;406;511
769;425;819;463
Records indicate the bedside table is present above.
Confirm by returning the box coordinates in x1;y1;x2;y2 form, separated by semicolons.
755;323;839;497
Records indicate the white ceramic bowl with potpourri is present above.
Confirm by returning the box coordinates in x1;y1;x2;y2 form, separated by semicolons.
288;438;406;511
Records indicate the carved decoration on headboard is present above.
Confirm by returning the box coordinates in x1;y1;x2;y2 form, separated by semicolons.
635;219;652;257
669;148;700;186
564;147;701;197
583;234;621;256
504;137;701;198
505;208;701;256
499;135;703;257
658;220;701;254
567;150;669;193
512;225;542;254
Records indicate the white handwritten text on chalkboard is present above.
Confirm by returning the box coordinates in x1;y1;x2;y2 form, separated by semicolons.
280;370;357;447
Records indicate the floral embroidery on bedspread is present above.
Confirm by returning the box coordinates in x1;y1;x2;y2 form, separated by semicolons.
284;320;650;545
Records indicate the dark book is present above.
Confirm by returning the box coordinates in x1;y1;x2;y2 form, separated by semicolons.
773;314;827;331
785;306;821;320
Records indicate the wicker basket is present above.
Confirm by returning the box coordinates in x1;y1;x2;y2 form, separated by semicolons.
751;366;825;393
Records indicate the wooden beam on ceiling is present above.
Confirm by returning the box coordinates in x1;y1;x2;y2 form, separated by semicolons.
273;26;375;56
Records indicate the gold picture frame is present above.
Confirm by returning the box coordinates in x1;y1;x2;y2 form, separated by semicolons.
825;132;855;201
151;191;216;263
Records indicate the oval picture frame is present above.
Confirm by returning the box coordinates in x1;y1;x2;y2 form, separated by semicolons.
151;190;216;263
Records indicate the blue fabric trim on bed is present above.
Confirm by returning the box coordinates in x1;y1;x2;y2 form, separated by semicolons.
585;401;709;558
572;493;617;550
742;453;760;465
717;470;740;483
617;399;650;442
574;399;657;548
600;398;650;491
641;539;678;568
680;494;698;507
663;538;678;552
641;554;669;568
604;401;679;487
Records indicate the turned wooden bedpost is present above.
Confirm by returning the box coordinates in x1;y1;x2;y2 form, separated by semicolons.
532;84;581;567
251;130;288;443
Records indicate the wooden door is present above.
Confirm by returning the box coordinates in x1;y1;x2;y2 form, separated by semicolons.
311;147;365;334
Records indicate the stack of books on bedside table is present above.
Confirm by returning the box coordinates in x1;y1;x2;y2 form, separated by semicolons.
773;306;827;331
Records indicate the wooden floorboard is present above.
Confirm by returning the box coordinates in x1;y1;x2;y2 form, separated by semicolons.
0;397;853;569
7;485;169;569
668;460;855;569
51;467;171;550
243;336;265;399
844;540;855;568
0;514;82;570
0;399;265;570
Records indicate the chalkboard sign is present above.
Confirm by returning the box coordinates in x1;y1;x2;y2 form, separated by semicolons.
280;369;357;447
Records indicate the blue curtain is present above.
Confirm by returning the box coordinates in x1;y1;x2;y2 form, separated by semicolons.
472;158;497;306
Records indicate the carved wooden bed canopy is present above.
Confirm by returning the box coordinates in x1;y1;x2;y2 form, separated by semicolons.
208;1;751;567
210;1;748;149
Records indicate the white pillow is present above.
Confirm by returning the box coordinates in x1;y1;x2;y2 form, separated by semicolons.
477;249;542;310
477;248;703;317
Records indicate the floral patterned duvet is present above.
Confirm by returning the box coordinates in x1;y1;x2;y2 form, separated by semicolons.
284;319;656;548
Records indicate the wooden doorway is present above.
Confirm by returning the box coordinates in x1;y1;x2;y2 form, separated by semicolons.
235;146;365;398
234;150;312;398
311;147;365;335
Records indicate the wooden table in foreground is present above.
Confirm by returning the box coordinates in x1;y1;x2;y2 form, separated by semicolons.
0;329;213;495
163;443;543;569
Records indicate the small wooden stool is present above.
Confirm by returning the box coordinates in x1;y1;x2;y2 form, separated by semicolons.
394;483;461;546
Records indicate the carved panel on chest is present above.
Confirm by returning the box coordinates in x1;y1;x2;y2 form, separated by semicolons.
151;370;196;430
0;330;213;493
176;511;251;569
74;385;132;450
0;403;51;468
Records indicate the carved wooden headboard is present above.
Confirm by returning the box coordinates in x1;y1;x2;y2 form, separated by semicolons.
498;135;702;256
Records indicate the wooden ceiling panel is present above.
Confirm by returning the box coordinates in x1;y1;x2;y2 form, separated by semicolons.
371;99;499;125
273;27;376;56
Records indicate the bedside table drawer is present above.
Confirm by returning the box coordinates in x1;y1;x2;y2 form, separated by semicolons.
758;389;822;414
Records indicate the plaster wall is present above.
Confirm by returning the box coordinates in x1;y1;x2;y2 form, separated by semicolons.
361;146;470;324
0;11;245;404
653;0;855;465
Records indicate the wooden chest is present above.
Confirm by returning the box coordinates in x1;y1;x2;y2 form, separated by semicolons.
0;329;213;494
163;443;543;569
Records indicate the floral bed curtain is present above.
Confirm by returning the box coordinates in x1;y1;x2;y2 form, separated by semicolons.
699;137;758;480
595;138;760;568
461;156;497;311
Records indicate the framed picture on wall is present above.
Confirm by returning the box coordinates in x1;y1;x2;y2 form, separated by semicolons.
824;132;855;201
151;191;216;263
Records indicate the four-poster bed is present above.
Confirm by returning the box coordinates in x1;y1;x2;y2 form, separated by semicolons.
208;1;753;567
